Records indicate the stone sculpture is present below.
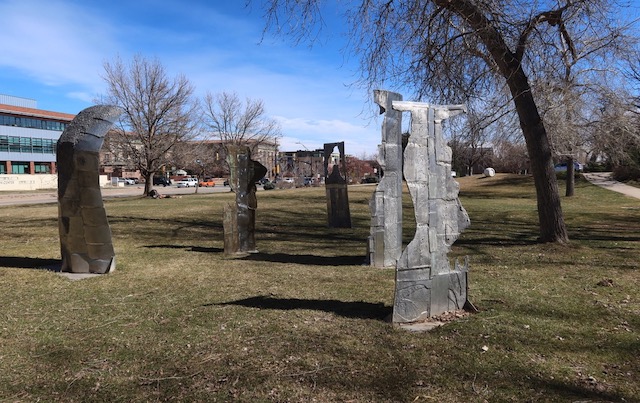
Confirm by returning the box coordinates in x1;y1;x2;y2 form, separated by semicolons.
391;100;470;323
223;145;267;255
323;142;351;228
368;90;404;267
57;105;123;274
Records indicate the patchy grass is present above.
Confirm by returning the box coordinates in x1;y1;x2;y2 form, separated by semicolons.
0;174;638;402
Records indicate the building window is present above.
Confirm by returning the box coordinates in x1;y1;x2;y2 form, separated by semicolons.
0;114;68;131
9;137;20;152
0;163;6;174
43;139;55;154
32;137;43;153
20;136;31;153
0;136;55;154
11;162;29;174
34;163;50;173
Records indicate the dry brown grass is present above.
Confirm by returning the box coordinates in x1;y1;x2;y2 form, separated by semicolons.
0;174;638;402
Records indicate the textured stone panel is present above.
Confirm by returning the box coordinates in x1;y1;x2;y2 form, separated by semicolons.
391;99;470;323
368;90;403;267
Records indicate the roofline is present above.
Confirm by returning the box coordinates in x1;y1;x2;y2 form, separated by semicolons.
0;103;76;121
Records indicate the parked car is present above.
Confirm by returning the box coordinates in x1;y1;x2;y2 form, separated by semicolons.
198;178;216;187
112;177;135;185
283;177;295;183
153;177;171;187
176;177;198;188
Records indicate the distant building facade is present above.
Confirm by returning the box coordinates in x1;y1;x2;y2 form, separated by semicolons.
0;94;74;175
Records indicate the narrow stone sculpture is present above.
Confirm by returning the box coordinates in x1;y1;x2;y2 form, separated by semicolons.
323;141;351;228
223;145;267;255
57;105;123;274
368;90;404;267
391;100;470;323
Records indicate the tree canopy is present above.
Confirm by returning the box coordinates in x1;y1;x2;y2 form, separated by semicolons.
259;0;636;242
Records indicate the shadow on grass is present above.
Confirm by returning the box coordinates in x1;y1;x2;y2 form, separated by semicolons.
144;244;224;253
208;295;392;320
0;256;60;271
240;252;366;266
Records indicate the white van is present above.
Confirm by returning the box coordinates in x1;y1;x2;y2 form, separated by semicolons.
176;177;198;188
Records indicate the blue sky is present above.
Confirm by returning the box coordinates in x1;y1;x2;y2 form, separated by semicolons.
0;0;381;156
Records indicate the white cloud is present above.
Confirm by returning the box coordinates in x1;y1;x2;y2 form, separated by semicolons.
0;0;116;92
0;0;383;156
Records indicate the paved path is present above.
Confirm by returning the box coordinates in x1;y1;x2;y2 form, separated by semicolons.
583;172;640;200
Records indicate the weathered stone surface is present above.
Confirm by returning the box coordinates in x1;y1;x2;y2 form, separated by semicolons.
368;90;403;267
324;142;351;228
223;145;267;255
390;99;470;323
57;105;122;274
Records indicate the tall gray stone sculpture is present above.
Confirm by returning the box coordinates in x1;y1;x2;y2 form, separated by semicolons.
368;90;404;267
57;105;123;274
391;100;470;323
324;141;351;228
223;145;267;255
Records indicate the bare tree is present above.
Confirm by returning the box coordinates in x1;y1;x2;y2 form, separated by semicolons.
202;91;281;162
260;0;634;243
588;87;640;170
493;140;530;174
101;55;200;195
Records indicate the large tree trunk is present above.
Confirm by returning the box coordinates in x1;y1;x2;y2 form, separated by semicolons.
507;70;569;243
436;0;570;243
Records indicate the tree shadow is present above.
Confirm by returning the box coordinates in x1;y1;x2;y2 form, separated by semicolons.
206;295;392;320
0;257;61;271
143;245;224;253
240;252;367;266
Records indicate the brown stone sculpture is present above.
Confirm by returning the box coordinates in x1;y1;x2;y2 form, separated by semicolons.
57;105;123;274
391;100;470;323
323;141;351;228
223;145;267;255
368;90;404;267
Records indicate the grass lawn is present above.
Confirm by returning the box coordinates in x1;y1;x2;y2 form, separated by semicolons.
0;174;638;402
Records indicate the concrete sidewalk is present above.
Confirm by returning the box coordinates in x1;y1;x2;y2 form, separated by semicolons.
583;172;640;200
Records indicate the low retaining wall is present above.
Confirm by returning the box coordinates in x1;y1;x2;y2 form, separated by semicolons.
0;174;110;191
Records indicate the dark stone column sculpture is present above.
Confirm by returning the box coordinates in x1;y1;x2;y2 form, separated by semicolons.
57;105;123;274
391;100;470;323
368;90;404;267
323;141;351;228
223;145;267;255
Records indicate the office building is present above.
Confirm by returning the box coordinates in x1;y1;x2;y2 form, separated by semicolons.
0;94;74;175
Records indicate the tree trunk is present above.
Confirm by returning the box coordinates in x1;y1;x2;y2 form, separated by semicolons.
566;156;575;197
144;172;153;196
433;0;569;243
507;71;569;243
